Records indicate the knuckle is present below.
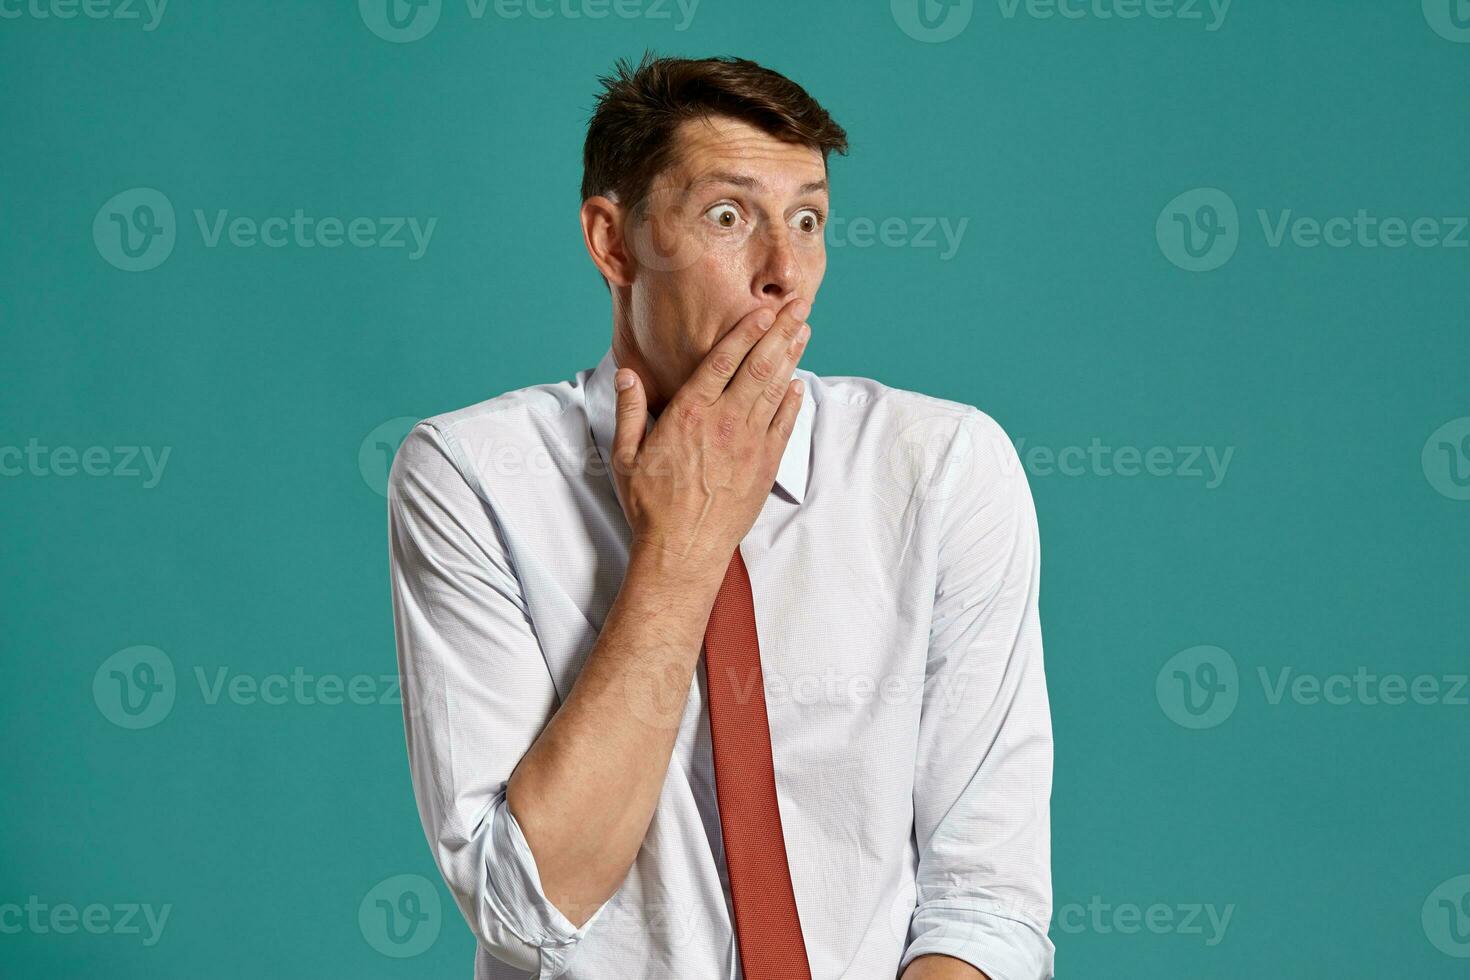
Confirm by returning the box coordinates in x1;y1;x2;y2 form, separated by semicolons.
714;411;740;446
708;350;738;377
746;355;774;382
676;402;703;432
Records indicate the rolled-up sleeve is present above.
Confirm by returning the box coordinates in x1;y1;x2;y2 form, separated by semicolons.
900;408;1055;980
387;420;610;978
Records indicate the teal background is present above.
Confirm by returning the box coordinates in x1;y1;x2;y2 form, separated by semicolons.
3;0;1468;976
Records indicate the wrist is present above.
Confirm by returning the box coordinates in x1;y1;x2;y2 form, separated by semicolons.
627;536;731;594
619;540;728;630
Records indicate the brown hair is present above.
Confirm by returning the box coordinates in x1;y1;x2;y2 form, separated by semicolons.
581;52;849;214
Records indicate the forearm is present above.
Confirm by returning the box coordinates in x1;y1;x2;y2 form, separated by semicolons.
901;954;989;980
506;543;726;927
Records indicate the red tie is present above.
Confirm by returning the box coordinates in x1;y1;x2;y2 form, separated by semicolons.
703;545;814;980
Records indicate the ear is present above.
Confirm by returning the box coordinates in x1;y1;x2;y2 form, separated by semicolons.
580;195;636;288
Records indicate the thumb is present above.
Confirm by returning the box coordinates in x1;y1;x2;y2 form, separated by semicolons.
610;368;646;478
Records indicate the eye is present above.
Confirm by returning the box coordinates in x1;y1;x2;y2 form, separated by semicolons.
790;208;824;234
704;203;742;229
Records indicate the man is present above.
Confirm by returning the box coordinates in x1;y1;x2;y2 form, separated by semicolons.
387;53;1054;980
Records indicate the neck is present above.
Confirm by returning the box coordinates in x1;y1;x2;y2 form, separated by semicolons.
610;305;672;419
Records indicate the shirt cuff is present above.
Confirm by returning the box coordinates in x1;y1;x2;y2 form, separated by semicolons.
484;786;611;978
900;898;1056;980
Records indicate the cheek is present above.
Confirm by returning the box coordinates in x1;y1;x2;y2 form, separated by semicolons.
701;233;752;271
804;243;826;290
687;245;748;303
650;258;737;338
629;274;682;345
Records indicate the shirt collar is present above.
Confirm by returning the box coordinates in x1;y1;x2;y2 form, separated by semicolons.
585;344;814;506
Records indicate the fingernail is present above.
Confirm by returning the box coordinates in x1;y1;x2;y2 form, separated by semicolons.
791;298;811;321
756;310;776;331
615;370;635;391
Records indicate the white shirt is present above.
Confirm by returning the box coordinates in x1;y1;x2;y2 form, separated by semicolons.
387;345;1055;980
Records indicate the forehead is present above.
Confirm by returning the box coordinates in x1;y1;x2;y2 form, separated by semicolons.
657;115;827;194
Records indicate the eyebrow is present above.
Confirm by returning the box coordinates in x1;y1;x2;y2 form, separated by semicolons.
685;171;828;196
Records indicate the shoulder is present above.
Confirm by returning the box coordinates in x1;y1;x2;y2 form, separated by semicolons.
807;369;1030;527
416;372;585;444
388;368;591;498
808;368;1019;464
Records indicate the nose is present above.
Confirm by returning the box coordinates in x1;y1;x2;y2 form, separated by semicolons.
754;223;801;302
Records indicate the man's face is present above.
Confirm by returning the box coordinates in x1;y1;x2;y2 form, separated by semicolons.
621;114;828;401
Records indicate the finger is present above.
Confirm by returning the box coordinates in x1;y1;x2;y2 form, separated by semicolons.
610;368;646;481
766;377;804;450
724;294;810;426
681;304;780;407
746;311;810;430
